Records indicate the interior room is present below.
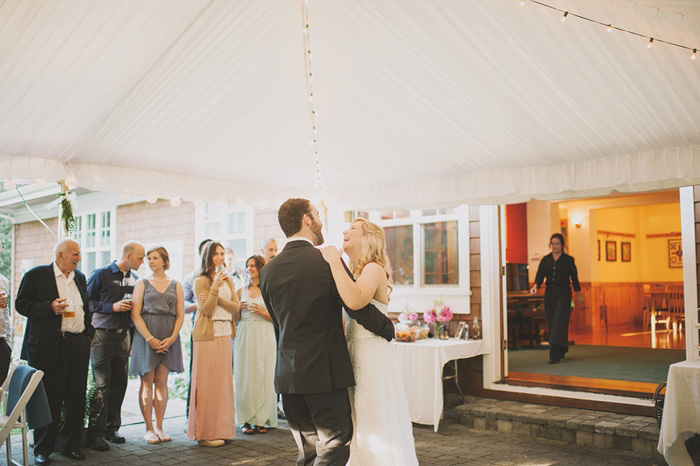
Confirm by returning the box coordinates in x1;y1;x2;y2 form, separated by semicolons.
505;189;686;394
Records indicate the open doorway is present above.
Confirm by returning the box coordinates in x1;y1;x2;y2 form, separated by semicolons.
503;190;686;396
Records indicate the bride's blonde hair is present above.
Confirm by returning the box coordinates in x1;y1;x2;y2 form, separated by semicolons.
349;218;393;292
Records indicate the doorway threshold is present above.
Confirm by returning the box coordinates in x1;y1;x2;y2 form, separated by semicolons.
504;371;659;399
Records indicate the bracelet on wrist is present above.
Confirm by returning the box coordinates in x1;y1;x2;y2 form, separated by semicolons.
146;336;153;343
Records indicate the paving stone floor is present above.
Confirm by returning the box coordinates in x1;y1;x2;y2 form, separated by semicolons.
4;413;668;465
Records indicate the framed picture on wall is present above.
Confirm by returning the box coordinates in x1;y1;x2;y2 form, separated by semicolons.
597;240;601;261
621;242;631;262
606;241;616;261
669;238;683;268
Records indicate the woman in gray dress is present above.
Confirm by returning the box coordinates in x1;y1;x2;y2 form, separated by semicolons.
131;246;185;444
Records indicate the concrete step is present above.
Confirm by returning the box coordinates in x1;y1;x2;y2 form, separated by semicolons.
454;396;662;458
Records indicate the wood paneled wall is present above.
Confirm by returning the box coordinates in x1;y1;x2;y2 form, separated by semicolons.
570;282;680;332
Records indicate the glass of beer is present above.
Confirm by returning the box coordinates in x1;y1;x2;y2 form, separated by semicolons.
64;299;75;318
123;292;133;303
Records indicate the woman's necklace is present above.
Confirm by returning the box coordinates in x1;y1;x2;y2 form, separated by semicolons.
150;275;169;282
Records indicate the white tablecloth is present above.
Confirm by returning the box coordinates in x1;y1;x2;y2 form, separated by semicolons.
658;360;700;465
392;338;489;432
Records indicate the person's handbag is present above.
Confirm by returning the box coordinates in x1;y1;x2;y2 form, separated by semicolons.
653;382;667;428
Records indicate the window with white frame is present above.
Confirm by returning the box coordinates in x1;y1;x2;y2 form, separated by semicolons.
195;203;254;270
368;206;469;290
71;209;116;276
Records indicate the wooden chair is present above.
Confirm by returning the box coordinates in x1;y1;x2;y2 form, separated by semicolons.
0;365;45;466
644;283;671;331
666;284;684;330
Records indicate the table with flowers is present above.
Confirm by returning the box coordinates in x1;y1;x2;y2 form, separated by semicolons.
392;338;489;432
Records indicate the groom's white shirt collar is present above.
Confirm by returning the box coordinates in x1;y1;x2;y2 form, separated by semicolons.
286;237;314;246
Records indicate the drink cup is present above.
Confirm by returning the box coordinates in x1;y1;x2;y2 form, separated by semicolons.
215;265;224;274
123;293;133;303
64;299;75;318
0;290;7;309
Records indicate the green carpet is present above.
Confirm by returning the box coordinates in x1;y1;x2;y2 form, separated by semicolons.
508;345;685;383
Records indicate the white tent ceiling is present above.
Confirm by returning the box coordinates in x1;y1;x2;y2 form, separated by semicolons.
1;0;700;210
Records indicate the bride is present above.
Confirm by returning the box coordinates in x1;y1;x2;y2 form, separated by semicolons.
321;218;418;466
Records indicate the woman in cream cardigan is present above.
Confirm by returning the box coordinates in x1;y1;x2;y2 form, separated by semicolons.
186;241;239;447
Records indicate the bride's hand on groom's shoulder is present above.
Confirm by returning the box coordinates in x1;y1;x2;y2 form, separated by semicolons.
320;246;343;264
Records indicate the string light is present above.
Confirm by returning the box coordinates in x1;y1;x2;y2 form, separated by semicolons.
3;179;16;191
522;1;698;61
146;195;157;204
170;197;181;207
303;0;324;191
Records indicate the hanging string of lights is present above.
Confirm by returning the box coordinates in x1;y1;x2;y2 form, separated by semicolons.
302;0;324;191
520;0;697;60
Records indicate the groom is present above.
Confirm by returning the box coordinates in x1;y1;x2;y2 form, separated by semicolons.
260;198;394;465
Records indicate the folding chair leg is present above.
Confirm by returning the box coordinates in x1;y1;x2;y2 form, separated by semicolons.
22;427;29;466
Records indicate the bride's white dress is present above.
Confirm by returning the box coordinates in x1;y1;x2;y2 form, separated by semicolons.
344;299;418;465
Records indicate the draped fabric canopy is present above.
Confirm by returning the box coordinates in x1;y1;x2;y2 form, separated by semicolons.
1;0;700;210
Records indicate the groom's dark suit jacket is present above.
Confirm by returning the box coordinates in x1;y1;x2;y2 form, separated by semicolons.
260;240;394;394
16;264;95;371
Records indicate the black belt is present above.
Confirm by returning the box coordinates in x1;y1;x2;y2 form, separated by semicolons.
97;328;127;334
61;331;83;339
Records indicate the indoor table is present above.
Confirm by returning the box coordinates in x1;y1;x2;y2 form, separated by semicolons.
392;338;489;432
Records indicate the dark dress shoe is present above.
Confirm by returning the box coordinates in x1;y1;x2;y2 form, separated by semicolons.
548;358;560;364
91;437;110;451
34;453;51;465
60;450;86;461
105;431;126;443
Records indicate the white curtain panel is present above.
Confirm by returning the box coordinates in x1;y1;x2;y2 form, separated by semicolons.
1;0;700;209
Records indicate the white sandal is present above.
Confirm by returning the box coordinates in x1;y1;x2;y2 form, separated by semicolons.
155;430;171;442
144;431;161;444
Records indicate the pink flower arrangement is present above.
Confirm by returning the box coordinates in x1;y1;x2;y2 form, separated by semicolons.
398;305;420;324
423;296;453;324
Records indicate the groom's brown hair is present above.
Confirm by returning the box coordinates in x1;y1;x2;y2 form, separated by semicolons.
278;198;311;237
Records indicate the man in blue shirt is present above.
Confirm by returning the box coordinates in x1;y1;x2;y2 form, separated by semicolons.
86;241;145;451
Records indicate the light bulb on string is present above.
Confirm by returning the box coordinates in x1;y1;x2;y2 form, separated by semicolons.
309;93;314;102
3;179;16;191
647;38;654;49
308;50;313;60
520;0;525;5
147;195;158;204
170;197;181;207
561;11;568;22
607;24;612;33
692;49;697;60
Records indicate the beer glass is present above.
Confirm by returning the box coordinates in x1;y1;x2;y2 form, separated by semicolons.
64;299;76;318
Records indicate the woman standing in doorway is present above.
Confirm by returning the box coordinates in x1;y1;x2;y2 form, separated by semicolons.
530;233;583;364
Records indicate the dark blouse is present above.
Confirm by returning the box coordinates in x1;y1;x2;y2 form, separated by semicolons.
534;252;581;295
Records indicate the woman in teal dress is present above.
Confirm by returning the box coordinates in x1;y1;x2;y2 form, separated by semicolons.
234;255;277;434
131;246;185;444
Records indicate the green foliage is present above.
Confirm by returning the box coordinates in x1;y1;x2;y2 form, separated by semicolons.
0;217;10;281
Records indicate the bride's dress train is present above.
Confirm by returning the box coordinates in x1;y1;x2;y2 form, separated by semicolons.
345;299;418;465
